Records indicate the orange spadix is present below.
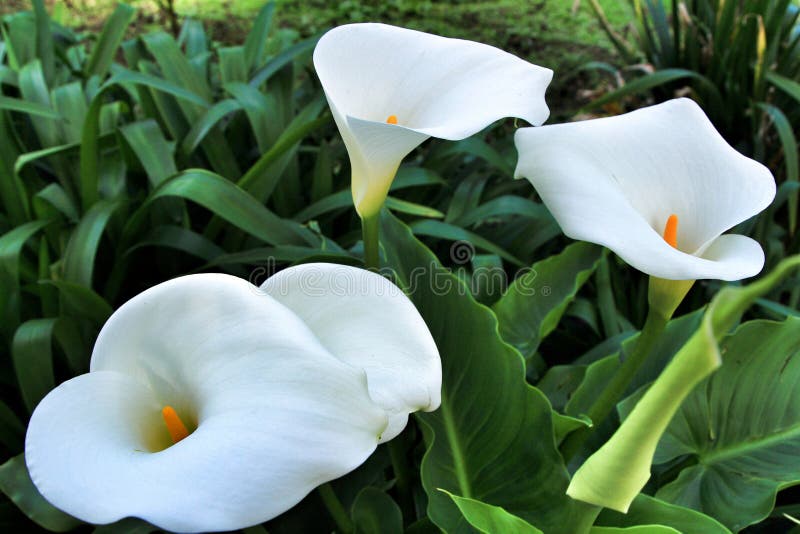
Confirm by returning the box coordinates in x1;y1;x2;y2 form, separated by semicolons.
162;406;190;444
663;214;678;249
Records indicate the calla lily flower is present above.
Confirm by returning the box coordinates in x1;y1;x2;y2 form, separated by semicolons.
25;265;440;532
314;23;553;219
514;98;775;281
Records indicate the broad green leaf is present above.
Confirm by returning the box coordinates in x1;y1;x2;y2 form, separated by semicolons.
442;491;543;534
12;319;57;413
568;255;800;514
493;242;605;361
350;487;402;534
566;310;703;421
0;454;81;532
652;318;800;531
597;494;730;534
380;211;577;534
84;4;136;78
127;170;317;246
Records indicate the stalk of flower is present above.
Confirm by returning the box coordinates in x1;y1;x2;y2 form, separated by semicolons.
313;23;553;270
566;254;800;516
25;265;441;532
514;98;776;461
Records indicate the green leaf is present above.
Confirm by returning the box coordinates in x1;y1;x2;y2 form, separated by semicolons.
597;494;730;534
181;98;242;155
127;169;317;246
84;3;136;78
442;491;543;534
0;454;81;532
757;102;798;233
384;197;444;219
249;35;318;87
652;318;800;531
587;69;722;111
590;527;678;534
243;2;275;71
12;319;57;414
44;280;113;326
62;200;124;287
350;487;402;534
0;95;60;119
568;255;800;514
409;220;524;267
119;120;177;186
237;98;328;201
380;211;577;534
493;242;605;361
31;0;54;85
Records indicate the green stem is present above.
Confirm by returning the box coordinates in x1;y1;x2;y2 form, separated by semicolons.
318;483;353;534
571;501;602;533
560;309;669;462
596;257;621;338
361;213;380;271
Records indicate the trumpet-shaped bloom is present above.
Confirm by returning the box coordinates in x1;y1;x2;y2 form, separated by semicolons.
314;23;553;218
514;98;776;281
25;265;440;532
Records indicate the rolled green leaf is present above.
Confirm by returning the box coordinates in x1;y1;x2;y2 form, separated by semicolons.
567;255;800;512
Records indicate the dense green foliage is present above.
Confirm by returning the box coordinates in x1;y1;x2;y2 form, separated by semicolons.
0;1;799;533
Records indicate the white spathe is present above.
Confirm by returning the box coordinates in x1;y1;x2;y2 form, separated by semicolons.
514;98;776;281
314;23;553;218
261;263;442;442
26;266;441;533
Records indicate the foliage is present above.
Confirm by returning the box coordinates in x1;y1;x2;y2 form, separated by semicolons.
0;1;799;533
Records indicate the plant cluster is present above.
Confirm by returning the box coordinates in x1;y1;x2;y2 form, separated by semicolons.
0;1;798;534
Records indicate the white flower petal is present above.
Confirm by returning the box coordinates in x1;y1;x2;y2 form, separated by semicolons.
260;263;441;441
315;23;552;216
514;98;775;280
28;274;388;532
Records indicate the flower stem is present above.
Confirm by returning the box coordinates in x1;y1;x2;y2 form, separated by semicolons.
571;501;602;533
361;213;381;271
560;309;669;462
318;483;353;534
596;257;621;338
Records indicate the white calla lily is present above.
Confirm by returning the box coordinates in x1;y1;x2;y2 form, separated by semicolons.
314;23;553;219
26;267;440;532
514;98;776;281
261;263;442;442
